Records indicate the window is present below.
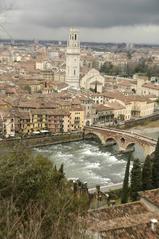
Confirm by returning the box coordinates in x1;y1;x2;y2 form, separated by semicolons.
75;34;77;40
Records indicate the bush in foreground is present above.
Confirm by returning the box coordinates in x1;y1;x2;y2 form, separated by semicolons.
0;146;89;239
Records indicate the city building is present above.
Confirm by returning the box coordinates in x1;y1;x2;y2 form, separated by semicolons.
69;106;84;131
80;69;105;92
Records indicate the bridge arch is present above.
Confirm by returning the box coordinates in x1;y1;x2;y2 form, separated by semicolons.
105;137;119;146
84;132;105;145
120;137;126;144
105;137;119;151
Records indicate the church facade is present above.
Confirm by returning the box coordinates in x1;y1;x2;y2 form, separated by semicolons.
80;68;105;93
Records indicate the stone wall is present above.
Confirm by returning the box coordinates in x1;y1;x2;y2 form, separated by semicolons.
0;133;83;149
123;113;159;129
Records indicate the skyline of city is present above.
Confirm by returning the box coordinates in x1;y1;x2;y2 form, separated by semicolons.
0;6;159;237
0;0;159;44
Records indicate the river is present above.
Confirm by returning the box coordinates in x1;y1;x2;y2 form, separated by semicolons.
35;141;129;188
35;122;159;188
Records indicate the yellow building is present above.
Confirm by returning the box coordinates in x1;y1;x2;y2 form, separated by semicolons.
132;99;155;117
69;106;84;131
16;111;32;135
30;109;47;133
63;114;70;132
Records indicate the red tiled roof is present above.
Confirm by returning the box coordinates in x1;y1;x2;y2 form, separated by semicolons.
140;189;159;208
86;201;159;239
143;83;159;91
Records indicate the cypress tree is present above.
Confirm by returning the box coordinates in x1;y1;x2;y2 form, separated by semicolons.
130;159;142;201
54;165;57;172
95;81;98;93
59;163;65;178
121;153;131;204
142;155;152;191
59;163;64;173
152;138;159;188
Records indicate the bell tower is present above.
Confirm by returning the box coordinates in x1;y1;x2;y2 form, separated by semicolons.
65;28;80;89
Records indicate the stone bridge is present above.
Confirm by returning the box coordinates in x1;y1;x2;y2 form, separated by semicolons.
84;126;157;157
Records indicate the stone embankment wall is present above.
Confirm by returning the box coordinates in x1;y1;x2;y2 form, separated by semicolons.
123;113;159;129
0;133;84;148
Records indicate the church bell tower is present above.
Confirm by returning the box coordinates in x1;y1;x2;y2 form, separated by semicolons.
65;28;80;89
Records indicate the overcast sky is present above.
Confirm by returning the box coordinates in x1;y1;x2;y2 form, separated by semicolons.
0;0;159;43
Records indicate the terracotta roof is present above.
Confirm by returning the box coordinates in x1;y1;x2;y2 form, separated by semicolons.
86;201;159;239
140;189;159;208
70;106;84;112
103;91;153;104
31;108;70;116
95;104;113;112
105;102;125;110
99;223;159;239
17;111;30;120
143;83;159;91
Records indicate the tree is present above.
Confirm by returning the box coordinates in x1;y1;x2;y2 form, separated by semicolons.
130;159;142;201
100;62;113;74
58;163;65;180
152;138;159;189
24;85;31;94
142;155;152;191
0;146;89;239
121;153;131;204
127;51;132;59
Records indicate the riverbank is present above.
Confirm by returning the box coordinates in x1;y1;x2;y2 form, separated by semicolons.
88;183;123;193
0;132;83;149
123;112;159;129
127;120;159;140
137;120;159;128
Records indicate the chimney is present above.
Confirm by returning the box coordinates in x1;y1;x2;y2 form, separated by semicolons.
150;219;158;232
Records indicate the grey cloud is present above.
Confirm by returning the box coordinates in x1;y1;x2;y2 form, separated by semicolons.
0;0;14;13
1;0;159;43
14;0;159;29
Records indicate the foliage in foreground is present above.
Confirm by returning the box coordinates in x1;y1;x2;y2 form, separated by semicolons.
142;155;152;191
130;159;142;201
121;153;131;204
0;146;89;239
152;138;159;189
